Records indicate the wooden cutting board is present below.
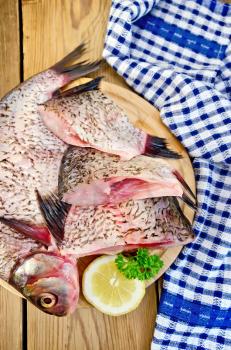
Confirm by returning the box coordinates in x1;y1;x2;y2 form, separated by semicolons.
0;79;196;308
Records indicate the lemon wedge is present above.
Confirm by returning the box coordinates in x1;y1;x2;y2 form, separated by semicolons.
82;255;145;316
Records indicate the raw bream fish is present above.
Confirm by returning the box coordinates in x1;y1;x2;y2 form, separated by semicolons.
61;196;194;257
59;146;196;208
0;42;194;317
1;193;194;261
39;77;181;160
0;44;102;315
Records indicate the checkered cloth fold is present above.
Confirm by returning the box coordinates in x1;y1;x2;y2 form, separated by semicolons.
103;1;231;349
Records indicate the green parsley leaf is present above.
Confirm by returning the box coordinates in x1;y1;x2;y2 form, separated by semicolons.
115;248;164;281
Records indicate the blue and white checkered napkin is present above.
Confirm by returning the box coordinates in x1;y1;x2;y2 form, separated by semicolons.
103;0;231;348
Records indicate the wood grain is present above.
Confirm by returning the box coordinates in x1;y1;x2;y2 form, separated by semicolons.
0;1;22;349
22;0;124;86
27;282;158;350
0;0;20;96
0;287;22;350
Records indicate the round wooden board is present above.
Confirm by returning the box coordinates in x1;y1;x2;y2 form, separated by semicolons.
0;79;195;307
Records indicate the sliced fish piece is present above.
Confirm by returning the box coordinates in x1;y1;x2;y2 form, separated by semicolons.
39;78;181;160
61;197;194;257
29;192;194;258
58;146;196;208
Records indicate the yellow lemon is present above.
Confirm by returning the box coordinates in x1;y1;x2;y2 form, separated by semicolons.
82;255;145;316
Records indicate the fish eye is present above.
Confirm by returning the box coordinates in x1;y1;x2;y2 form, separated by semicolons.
38;293;57;308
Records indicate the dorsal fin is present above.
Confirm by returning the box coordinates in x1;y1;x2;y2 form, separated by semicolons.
36;190;71;243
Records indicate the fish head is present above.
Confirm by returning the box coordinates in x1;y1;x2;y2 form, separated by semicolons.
10;252;79;316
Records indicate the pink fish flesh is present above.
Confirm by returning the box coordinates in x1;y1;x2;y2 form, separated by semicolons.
58;146;196;209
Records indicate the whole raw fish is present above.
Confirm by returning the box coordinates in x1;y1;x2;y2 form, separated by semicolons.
58;146;196;208
39;77;181;160
0;44;101;315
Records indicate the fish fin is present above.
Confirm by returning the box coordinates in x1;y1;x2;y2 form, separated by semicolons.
178;193;197;211
52;43;102;83
53;43;86;68
57;60;102;81
0;217;51;246
53;77;103;98
173;170;196;201
36;190;71;243
144;136;182;159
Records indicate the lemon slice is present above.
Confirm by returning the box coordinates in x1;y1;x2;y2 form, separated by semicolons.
82;255;145;316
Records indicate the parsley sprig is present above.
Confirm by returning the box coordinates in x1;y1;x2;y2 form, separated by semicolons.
115;248;164;281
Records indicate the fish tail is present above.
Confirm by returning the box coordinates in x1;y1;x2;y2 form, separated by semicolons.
144;136;182;159
177;193;197;211
173;169;196;201
52;43;102;83
53;43;86;68
53;77;103;98
58;60;102;82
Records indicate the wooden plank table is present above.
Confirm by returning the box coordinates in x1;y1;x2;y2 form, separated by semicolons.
0;1;160;349
0;1;22;349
